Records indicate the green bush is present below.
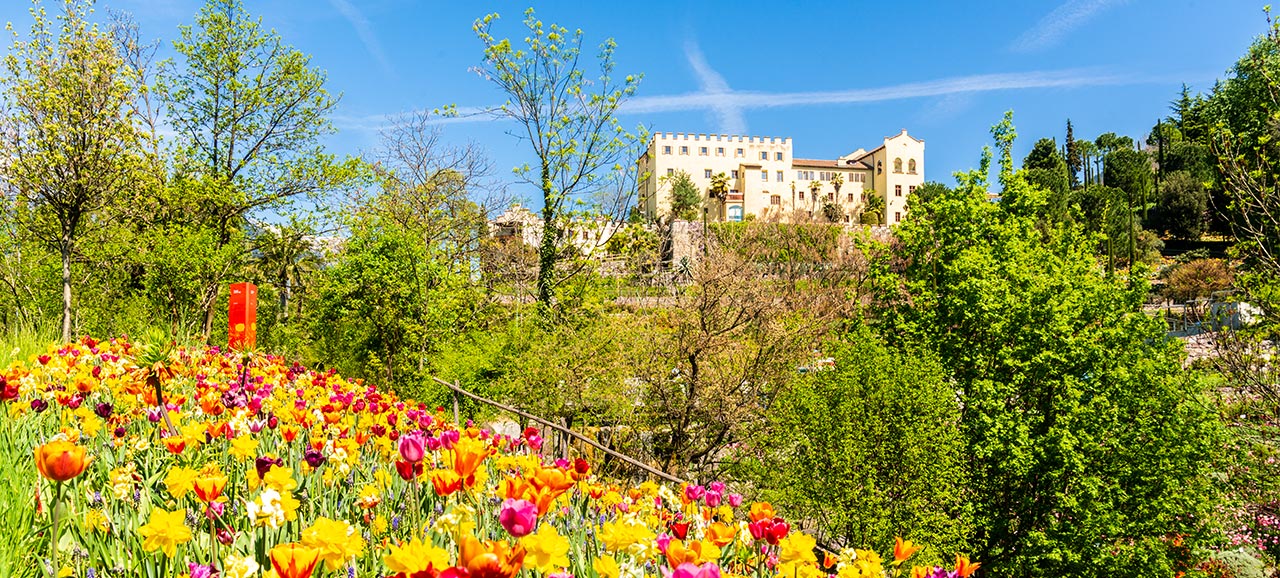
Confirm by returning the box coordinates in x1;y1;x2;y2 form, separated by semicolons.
744;326;972;565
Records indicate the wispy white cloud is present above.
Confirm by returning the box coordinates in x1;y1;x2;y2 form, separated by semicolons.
620;68;1133;113
333;68;1167;133
328;0;394;77
683;41;746;135
1011;0;1129;52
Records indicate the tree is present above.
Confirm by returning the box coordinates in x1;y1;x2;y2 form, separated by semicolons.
1153;170;1208;240
471;9;644;313
1065;119;1081;188
1;0;151;341
1022;138;1070;223
663;170;701;221
861;190;885;225
753;327;972;561
158;0;359;337
880;113;1223;576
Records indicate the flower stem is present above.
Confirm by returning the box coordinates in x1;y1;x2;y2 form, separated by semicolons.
48;481;62;577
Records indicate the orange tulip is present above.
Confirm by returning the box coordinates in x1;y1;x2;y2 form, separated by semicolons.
664;540;715;567
163;436;186;455
705;522;736;547
34;440;89;482
193;468;228;503
893;536;922;565
270;543;321;578
459;536;525;578
451;436;490;480
748;502;776;523
955;554;980;578
431;469;462;496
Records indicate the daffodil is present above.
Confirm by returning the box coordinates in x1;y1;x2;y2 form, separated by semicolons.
137;507;193;558
520;522;570;573
300;516;365;570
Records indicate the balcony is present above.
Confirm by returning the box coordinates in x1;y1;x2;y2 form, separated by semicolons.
725;192;743;202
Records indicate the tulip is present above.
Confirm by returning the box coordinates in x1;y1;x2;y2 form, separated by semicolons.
671;563;721;578
303;448;326;468
954;555;980;578
439;429;459;450
766;519;789;545
395;460;423;481
34;440;90;482
255;456;284;478
0;379;18;402
669;521;690;541
704;491;722;508
459;536;525;578
893;536;922;565
727;493;743;508
498;498;538;537
683;485;705;503
398;431;426;463
430;469;462;496
93;402;113;419
30;399;48;413
270;542;321;578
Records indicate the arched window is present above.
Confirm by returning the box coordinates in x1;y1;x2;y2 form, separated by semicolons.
893;158;903;173
728;205;743;222
908;159;917;174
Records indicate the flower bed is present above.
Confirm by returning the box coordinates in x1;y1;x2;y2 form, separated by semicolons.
1;336;976;578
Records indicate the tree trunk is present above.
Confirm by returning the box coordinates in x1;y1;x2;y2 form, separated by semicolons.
60;233;72;343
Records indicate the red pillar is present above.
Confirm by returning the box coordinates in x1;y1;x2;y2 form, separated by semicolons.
228;282;258;350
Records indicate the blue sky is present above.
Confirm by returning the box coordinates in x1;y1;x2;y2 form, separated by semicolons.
1;0;1267;202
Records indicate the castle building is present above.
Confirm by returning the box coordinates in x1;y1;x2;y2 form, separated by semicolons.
635;129;924;225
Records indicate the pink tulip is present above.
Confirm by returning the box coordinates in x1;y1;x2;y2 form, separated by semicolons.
683;484;705;502
670;563;721;578
656;533;672;554
727;493;743;508
708;481;726;494
439;429;459;450
499;498;539;537
705;490;722;508
398;431;426;463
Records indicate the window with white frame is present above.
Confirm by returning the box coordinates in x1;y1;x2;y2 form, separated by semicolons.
776;170;784;182
775;152;783;161
663;146;671;155
716;147;725;156
761;170;768;181
736;148;744;157
680;146;688;155
699;147;708;156
760;151;768;161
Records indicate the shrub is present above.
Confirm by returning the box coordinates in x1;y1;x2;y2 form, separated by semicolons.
1165;258;1234;302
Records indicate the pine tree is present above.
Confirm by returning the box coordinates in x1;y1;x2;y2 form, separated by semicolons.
1065;119;1082;189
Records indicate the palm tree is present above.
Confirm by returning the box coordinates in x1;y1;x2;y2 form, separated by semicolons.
862;189;885;225
252;218;322;325
708;172;730;220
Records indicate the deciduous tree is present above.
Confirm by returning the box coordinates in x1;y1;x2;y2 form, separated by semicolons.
2;0;151;341
471;9;644;314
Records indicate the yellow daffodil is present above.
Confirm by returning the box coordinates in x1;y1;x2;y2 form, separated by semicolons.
137;507;193;558
519;522;570;573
